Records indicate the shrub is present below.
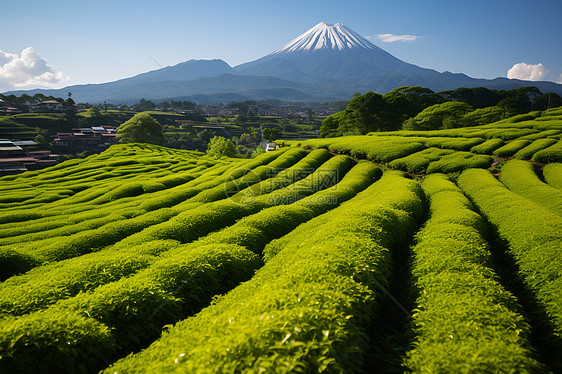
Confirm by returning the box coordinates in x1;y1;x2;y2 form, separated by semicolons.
543;163;562;189
404;174;541;372
493;139;532;157
532;139;562;163
500;160;562;216
458;169;562;337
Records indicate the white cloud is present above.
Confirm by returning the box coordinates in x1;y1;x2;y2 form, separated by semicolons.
369;33;422;43
0;47;69;91
507;62;549;81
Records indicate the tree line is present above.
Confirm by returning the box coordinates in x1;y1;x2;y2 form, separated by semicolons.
320;86;562;136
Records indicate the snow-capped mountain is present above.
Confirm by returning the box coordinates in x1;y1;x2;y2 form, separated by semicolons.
269;22;379;54
5;22;562;103
235;22;421;82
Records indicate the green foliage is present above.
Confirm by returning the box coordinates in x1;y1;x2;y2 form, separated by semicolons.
320;90;409;137
492;139;532;157
206;136;239;158
319;111;346;137
459;105;513;127
384;86;446;117
403;102;473;131
105;172;424;373
458;169;562;337
405;174;541;372
500;160;562;216
514;138;558;160
543;163;562;190
533;93;562;111
263;126;282;141
0;311;116;374
116;112;165;144
470;138;505;154
532;139;562;163
389;148;455;173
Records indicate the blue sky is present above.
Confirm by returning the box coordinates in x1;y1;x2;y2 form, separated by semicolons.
1;0;561;91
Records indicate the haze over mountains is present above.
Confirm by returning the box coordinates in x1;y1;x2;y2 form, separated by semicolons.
5;22;562;104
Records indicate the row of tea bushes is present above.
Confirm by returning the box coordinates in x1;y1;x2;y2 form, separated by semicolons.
404;174;542;372
0;161;381;373
0;149;303;279
104;171;424;373
458;169;562;337
500;160;562;216
532;139;562;163
543;163;562;189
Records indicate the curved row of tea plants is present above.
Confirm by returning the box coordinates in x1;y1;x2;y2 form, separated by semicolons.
104;171;424;373
0;159;381;373
405;174;542;372
458;169;562;337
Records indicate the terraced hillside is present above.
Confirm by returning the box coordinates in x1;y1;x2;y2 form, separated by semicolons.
0;109;561;373
285;107;562;173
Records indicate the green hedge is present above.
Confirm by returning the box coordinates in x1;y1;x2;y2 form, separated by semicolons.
388;148;454;173
500;159;562;216
470;138;505;154
493;139;532;157
543;163;562;189
514;138;558;160
404;174;541;372
104;171;424;373
458;169;562;338
532;139;562;163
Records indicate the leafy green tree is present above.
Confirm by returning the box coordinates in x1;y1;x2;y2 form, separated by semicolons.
403;102;473;130
263;127;282;141
87;106;102;117
138;98;156;111
251;146;266;158
320;111;346;137
459;106;513;127
207;136;239;158
533;93;562;111
384;86;445;118
117;112;165;144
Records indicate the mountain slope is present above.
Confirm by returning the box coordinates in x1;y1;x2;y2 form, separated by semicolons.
235;22;562;95
3;22;562;102
128;59;237;83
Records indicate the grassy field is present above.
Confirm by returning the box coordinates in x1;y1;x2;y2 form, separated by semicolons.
0;110;561;373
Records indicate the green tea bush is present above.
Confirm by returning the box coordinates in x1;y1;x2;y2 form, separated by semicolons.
532;139;562;163
0;251;157;316
423;137;484;151
500;160;562;216
543;163;562;189
425;152;492;174
0;243;261;372
458;169;562;336
0;310;117;374
105;172;424;373
514;138;558;160
470;138;505;154
388;148;455;173
519;129;562;141
404;174;541;372
493;139;532;157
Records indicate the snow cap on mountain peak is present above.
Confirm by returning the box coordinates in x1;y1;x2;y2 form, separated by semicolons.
270;22;380;54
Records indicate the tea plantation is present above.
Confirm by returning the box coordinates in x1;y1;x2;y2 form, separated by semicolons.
0;107;561;373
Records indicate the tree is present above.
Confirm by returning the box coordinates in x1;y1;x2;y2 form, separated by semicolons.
402;102;473;130
263;127;282;141
88;106;103;117
117;112;165;144
207;136;239;158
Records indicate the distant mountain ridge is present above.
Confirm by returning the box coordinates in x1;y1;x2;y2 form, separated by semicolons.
4;22;562;103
